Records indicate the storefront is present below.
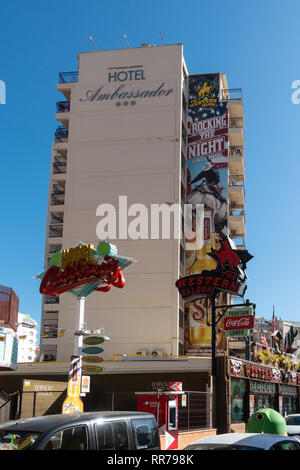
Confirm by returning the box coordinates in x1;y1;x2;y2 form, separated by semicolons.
227;357;300;431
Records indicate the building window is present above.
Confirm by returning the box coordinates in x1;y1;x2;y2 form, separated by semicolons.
231;378;247;423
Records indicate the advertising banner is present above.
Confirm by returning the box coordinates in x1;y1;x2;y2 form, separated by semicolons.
185;73;229;276
62;355;84;414
184;296;226;356
184;74;229;355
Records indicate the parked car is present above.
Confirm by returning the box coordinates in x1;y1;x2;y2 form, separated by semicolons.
0;411;160;450
285;414;300;439
183;433;300;450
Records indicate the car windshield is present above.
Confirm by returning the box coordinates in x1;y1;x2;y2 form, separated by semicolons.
286;416;300;426
0;430;41;450
186;443;260;450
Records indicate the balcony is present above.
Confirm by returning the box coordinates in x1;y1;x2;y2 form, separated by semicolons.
220;88;243;119
50;191;65;206
228;213;245;238
53;159;67;174
219;88;242;101
54;126;68;145
48;244;62;255
56;101;70;113
228;174;245;207
57;71;78;100
58;72;78;83
229;117;244;129
56;101;70;128
43;295;59;305
229;115;244;147
49;223;63;238
229;146;244;176
41;325;58;339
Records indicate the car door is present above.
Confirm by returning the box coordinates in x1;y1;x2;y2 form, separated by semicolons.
95;420;130;450
130;417;160;450
41;425;89;450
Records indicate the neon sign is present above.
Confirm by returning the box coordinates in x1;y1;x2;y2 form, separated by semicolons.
35;241;135;299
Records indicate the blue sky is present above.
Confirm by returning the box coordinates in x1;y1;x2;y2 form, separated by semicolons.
0;0;300;336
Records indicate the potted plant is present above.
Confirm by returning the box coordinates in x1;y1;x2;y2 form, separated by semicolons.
261;349;271;364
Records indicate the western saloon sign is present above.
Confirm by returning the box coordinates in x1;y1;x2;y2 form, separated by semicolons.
176;236;253;302
35;241;135;299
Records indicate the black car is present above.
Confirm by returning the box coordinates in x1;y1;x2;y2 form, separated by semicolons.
0;411;160;451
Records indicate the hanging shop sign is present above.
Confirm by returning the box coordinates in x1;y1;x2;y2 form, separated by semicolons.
176;236;252;302
224;306;254;337
228;357;300;386
230;359;243;376
35;241;135;299
81;333;106;372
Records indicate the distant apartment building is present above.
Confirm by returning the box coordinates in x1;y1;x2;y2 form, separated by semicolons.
17;313;38;363
0;285;19;331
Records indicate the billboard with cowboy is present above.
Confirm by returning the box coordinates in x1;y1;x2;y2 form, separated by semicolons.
183;73;229;355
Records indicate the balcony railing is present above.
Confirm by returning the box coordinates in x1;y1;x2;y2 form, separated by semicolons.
48;245;62;254
50;213;64;223
53;161;67;174
49;223;63;238
229;174;244;186
229;209;245;216
56;101;70;113
229;146;244;157
58;71;79;83
219;88;242;101
55;126;68;142
44;295;59;304
41;326;58;339
50;192;65;206
229;117;244;129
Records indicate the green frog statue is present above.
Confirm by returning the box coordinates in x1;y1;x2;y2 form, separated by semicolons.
247;408;287;435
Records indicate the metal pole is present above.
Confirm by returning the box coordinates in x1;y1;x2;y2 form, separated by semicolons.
156;390;160;426
211;294;217;429
211;294;217;377
74;296;86;355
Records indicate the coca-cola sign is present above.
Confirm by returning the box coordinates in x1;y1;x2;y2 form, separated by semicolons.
224;314;254;331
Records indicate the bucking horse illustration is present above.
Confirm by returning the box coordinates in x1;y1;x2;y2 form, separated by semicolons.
187;159;227;235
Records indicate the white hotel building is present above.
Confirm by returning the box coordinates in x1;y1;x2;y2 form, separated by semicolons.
40;44;245;361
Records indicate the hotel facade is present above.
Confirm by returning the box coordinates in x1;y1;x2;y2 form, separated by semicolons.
40;44;245;362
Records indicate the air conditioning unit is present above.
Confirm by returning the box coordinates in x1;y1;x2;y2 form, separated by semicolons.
136;349;149;356
151;349;166;357
41;354;54;362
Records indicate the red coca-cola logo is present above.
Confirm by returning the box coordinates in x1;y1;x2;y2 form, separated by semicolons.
40;255;125;296
224;315;254;331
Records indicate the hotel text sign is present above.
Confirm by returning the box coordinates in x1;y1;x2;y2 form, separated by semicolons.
80;66;174;103
108;68;146;83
